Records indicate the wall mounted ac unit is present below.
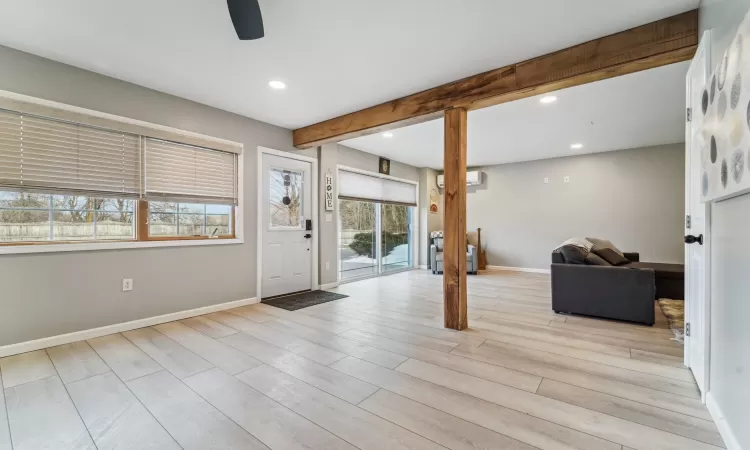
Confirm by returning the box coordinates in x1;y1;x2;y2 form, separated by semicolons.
436;171;482;188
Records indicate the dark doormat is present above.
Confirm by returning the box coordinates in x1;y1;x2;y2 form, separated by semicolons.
262;290;348;311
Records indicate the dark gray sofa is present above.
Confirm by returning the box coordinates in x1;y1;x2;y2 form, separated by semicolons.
551;236;685;326
551;251;656;325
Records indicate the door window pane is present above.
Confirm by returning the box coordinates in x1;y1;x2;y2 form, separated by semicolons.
339;200;377;280
269;168;303;228
381;204;411;272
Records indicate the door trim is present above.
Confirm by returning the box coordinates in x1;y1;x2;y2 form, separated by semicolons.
684;30;712;399
335;164;420;282
256;147;319;300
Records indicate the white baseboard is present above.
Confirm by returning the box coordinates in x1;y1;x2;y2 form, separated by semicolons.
486;265;551;275
0;297;258;358
418;265;429;270
706;392;741;450
320;282;340;290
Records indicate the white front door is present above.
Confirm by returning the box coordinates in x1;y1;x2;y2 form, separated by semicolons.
685;32;712;395
261;153;313;298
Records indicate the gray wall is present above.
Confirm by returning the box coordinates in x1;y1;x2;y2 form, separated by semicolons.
0;45;315;346
317;144;420;285
700;1;750;447
418;168;443;267
465;144;685;270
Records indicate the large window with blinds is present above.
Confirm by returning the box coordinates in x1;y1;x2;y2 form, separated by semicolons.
0;103;240;247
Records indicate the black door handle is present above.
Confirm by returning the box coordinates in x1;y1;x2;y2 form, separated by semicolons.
304;233;312;239
684;234;703;245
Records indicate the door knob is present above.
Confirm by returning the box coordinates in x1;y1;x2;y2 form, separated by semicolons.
684;234;703;245
304;233;312;239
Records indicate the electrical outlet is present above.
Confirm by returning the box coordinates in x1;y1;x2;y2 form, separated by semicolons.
564;176;570;183
325;262;330;271
544;177;549;184
122;279;133;292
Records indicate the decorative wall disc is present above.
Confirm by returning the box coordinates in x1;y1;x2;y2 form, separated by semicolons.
711;136;718;163
718;91;728;121
731;149;745;183
711;75;717;104
731;73;742;109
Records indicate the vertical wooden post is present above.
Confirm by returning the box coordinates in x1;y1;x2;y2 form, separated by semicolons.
137;201;149;241
443;108;468;330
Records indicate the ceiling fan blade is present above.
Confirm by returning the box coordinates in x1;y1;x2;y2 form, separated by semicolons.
227;0;265;40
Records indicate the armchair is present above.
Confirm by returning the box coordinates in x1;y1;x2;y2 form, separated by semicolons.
430;231;478;274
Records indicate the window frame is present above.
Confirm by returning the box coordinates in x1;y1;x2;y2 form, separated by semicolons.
0;91;244;255
138;200;236;242
0;198;237;249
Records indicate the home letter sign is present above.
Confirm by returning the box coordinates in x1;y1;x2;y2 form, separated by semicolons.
325;172;334;211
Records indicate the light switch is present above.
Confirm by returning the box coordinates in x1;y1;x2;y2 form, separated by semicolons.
564;176;570;183
544;177;549;184
325;213;332;222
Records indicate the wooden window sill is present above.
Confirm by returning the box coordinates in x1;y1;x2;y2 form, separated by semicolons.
0;237;243;255
146;235;235;241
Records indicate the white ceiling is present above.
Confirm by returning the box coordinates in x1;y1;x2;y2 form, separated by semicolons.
0;0;698;130
342;61;689;169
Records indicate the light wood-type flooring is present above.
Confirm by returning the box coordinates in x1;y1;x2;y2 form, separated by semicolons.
0;270;723;450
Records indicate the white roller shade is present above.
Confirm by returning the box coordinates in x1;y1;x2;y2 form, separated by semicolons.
145;138;237;204
0;109;140;197
338;169;417;206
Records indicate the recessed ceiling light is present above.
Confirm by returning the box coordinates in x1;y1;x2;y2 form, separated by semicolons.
382;132;394;138
268;80;286;90
540;96;557;104
570;143;583;149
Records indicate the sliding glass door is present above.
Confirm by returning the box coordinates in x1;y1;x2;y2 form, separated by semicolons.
337;167;417;282
381;203;412;273
339;199;377;280
339;200;413;281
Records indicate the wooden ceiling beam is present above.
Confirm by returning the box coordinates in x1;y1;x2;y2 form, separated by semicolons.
292;10;698;149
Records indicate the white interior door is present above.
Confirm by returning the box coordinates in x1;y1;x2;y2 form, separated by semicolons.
685;32;712;395
261;153;313;298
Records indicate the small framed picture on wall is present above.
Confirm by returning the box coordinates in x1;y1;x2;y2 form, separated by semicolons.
379;157;391;175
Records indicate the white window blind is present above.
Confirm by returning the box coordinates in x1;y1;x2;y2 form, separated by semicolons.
0;109;140;197
145;138;238;205
338;169;417;206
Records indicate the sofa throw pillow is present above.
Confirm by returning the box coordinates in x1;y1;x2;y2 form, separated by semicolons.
594;247;630;266
586;237;625;257
559;244;588;264
585;252;611;266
